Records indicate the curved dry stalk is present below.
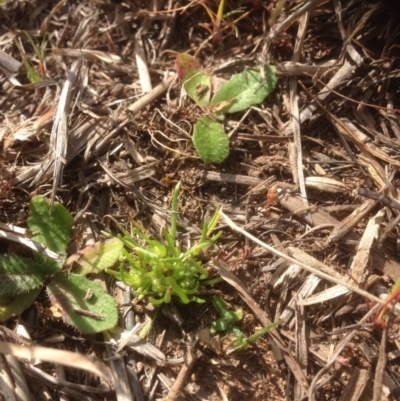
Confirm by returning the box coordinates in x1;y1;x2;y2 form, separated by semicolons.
220;211;385;306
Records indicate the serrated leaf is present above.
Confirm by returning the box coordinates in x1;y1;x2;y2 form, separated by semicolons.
210;65;277;114
0;255;45;295
70;238;123;276
176;53;211;106
0;288;41;322
47;274;118;334
28;196;74;266
193;116;229;164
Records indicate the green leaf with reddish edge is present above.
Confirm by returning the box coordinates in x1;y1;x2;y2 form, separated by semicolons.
0;255;46;295
175;53;200;80
28;196;74;269
0;288;41;322
210;65;277;114
192;116;229;164
47;274;118;334
69;238;123;276
175;53;211;106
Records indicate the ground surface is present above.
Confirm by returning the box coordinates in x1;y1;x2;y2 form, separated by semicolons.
1;0;400;400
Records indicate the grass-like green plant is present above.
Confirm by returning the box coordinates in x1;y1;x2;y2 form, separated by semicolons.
176;54;278;164
211;295;279;353
0;196;120;334
105;181;222;305
15;31;47;83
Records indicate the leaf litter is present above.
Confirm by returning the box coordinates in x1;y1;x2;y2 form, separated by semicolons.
1;0;400;400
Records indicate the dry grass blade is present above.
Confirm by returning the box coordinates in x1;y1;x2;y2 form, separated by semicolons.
220;211;384;306
52;48;121;64
0;342;108;380
289;12;309;209
106;344;134;401
308;304;379;401
282;60;353;136
116;333;166;364
98;160;166;213
263;0;320;55
328;199;377;243
305;176;347;193
349;209;384;284
294;301;308;399
298;209;384;304
164;347;201;401
0;227;61;261
337;368;369;401
49;60;80;208
373;323;388;401
275;60;336;77
0;49;21;74
127;74;176;113
134;2;154;93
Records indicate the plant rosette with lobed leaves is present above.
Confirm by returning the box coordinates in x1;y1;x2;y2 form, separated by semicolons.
0;196;122;334
176;53;278;164
105;181;222;305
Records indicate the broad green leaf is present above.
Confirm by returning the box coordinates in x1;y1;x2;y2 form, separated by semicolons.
210;65;277;114
192;116;229;164
176;53;211;106
47;274;118;334
28;196;74;266
183;72;211;106
71;238;124;276
0;255;45;295
0;288;41;322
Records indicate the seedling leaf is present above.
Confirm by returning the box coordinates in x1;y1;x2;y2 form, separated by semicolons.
70;238;124;276
193;116;229;164
0;255;45;295
210;65;277;114
47;274;118;334
0;288;41;322
176;53;211;106
28;196;74;267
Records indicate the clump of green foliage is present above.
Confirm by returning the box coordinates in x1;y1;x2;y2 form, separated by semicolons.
176;53;278;164
0;196;120;334
106;182;222;305
211;296;279;353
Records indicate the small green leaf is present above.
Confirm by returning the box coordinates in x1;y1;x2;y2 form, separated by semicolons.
193;116;229;164
47;274;118;334
176;53;211;106
224;308;242;324
175;53;200;80
0;288;41;322
234;322;279;351
21;55;42;84
210;65;277;114
0;255;45;295
211;318;230;334
183;72;211;106
71;238;124;276
28;196;74;266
